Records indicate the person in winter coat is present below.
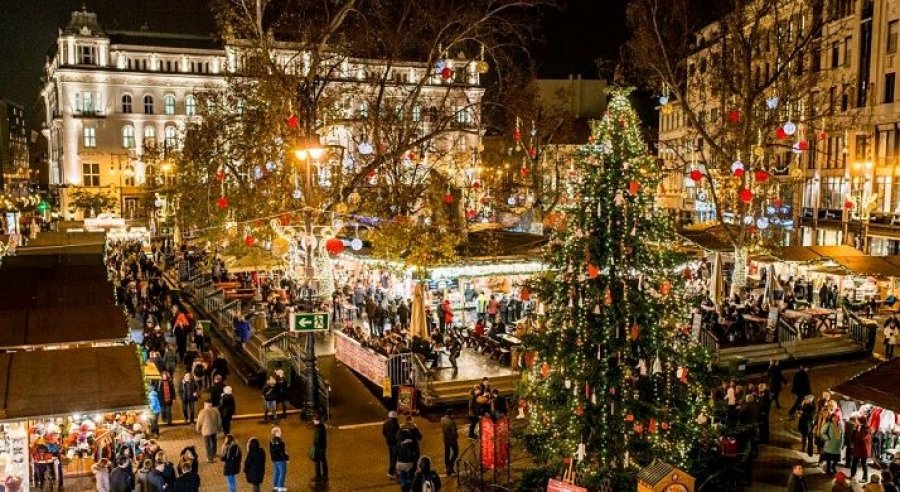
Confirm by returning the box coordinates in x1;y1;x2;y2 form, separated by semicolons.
211;353;230;382
787;464;808;492
798;395;817;457
789;366;812;416
135;459;152;492
269;427;289;492
411;456;441;492
383;410;401;479
219;386;237;434
263;377;279;423
820;413;844;475
156;452;176;489
768;359;787;409
274;369;289;419
222;434;242;492
163;344;178;375
180;373;199;424
195;401;223;463
396;417;423;492
178;446;200;476
146;461;168;492
312;414;328;481
852;419;873;482
91;458;111;492
209;375;225;407
173;461;201;492
844;416;858;469
156;372;176;426
864;475;886;492
108;455;134;492
244;437;266;492
440;408;458;476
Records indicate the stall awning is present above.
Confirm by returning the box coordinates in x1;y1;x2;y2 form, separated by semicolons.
676;226;734;253
24;231;106;247
2;253;105;267
830;256;900;277
0;280;116;310
229;253;284;273
0;264;109;284
0;305;128;349
766;246;824;263
808;245;864;257
832;359;900;411
0;345;146;421
17;244;105;255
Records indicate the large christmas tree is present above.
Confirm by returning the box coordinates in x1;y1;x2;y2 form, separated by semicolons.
520;88;713;489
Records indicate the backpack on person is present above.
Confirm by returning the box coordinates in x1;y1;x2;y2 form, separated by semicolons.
421;470;441;492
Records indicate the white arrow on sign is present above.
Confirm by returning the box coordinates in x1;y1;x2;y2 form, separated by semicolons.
296;317;312;328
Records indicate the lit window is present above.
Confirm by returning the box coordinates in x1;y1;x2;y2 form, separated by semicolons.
412;105;421;122
185;95;197;116
359;102;368;118
144;126;156;147
122;94;132;113
164;126;178;150
144;95;154;114
83;127;96;148
82;163;100;186
122;125;135;149
164;95;176;115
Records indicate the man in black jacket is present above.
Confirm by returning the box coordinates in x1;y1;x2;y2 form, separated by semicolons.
147;460;168;492
382;410;400;479
788;366;812;417
173;461;201;492
109;456;135;492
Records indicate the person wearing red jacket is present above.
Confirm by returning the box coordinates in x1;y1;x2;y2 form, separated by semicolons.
851;418;873;482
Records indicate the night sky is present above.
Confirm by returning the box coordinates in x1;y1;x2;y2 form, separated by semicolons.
0;0;622;128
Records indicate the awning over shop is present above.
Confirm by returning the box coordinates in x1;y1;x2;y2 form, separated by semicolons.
832;359;900;411
830;256;900;277
17;243;105;255
676;226;733;253
0;305;128;349
24;231;106;247
1;253;105;267
808;245;864;257
766;246;824;263
229;253;284;273
462;230;548;257
0;345;146;421
0;264;108;283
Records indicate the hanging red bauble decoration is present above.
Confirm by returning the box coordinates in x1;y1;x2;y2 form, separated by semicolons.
733;168;745;178
629;323;640;341
574;405;584;416
519;166;529;177
775;127;787;140
625;414;635;422
629;180;640;195
215;169;225;182
727;110;741;123
513;129;522;142
587;264;600;279
216;196;228;209
244;234;255;246
278;214;291;226
465;209;476;219
818;131;828;140
443;193;454;204
844;200;854;210
773;197;783;208
649;418;658;433
634;423;645;434
798;140;809;151
325;237;344;256
472;181;481;190
661;421;670;431
528;147;537;159
754;169;769;182
689;169;703;182
540;362;550;378
441;66;454;80
286;114;299;128
739;188;753;203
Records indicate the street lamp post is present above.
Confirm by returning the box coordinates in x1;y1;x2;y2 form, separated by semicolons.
294;136;325;421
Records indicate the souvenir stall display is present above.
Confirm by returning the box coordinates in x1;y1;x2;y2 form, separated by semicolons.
0;422;29;491
28;412;149;478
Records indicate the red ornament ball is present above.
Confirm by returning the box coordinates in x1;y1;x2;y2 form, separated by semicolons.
754;170;769;182
689;169;703;182
278;214;291;226
286;114;299;128
441;66;454;80
625;414;635;422
818;131;828;140
215;169;225;182
629;180;640;195
465;209;476;219
727;110;741;123
244;234;255;246
775;127;787;140
844;200;854;210
798;140;809;151
634;423;645;434
325;237;344;256
216;196;228;210
528;147;537;159
443;193;454;204
773;197;783;207
472;181;481;190
739;188;753;203
733;168;745;178
519;166;529;177
513;130;522;142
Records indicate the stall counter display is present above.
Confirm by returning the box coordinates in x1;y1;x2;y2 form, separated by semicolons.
0;423;29;491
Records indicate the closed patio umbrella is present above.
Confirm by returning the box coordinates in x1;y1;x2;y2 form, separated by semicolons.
709;252;725;310
409;282;427;338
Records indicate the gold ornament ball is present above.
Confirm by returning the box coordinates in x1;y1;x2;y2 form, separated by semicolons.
335;202;349;214
476;60;489;74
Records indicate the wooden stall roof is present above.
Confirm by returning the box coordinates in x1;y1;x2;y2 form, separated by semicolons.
0;345;146;420
808;245;864;257
830;256;900;277
676;226;733;253
832;359;900;411
0;280;116;310
16;243;105;255
1;253;105;267
0;305;127;349
766;246;824;263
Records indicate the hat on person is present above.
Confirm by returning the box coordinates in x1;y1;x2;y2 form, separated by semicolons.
834;471;847;483
223;386;233;395
388;411;397;419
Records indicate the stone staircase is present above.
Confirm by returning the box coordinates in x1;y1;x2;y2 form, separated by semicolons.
425;373;521;406
716;336;867;371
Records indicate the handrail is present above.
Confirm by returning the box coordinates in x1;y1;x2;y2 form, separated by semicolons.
698;326;720;355
843;305;876;351
777;318;799;346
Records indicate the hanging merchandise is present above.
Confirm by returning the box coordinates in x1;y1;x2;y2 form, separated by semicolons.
443;193;454;204
587;264;600;279
844;200;854;210
629;180;640;195
775;127;787;140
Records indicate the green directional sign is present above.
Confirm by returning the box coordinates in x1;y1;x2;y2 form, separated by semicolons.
289;312;330;333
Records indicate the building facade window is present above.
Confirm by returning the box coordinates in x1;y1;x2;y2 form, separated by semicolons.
82;163;100;186
83;127;96;148
890;20;899;54
144;95;154;114
78;45;95;65
164;95;176;115
144;126;156;147
885;73;896;103
122;125;135;149
876;176;892;213
164;126;177;150
185;95;197;116
121;94;132;113
822;177;847;209
412;105;421;122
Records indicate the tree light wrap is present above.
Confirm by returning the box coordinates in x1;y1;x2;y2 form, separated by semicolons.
519;88;713;489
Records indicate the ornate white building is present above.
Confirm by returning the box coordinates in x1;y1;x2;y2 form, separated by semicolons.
42;7;484;220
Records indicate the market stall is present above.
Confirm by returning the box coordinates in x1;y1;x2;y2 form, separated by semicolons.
832;359;900;463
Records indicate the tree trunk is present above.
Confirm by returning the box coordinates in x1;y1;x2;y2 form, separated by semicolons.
730;247;748;297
